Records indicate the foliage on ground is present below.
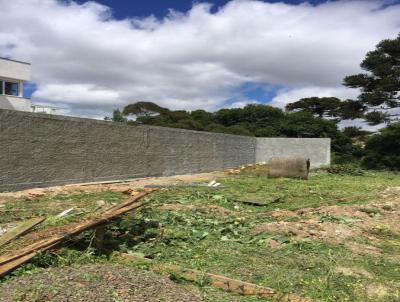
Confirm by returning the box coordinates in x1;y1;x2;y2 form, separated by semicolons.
0;264;203;302
1;169;400;301
0;191;125;254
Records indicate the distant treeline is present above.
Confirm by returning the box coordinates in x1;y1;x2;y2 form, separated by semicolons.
105;101;361;164
105;33;400;169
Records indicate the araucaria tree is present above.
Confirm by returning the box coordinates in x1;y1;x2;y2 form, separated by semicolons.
343;33;400;125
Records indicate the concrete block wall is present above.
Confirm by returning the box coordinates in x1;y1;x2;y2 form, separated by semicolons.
256;138;331;168
0;109;330;192
0;109;255;192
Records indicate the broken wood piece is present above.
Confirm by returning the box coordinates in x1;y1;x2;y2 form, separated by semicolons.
0;199;145;266
0;251;37;277
0;191;152;276
56;207;74;218
104;189;155;213
114;252;311;301
144;184;224;189
93;225;106;251
122;188;141;196
0;242;59;277
236;197;280;206
237;199;269;206
0;217;45;247
155;263;276;297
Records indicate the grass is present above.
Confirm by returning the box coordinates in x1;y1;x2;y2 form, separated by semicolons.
1;169;400;301
0;191;125;224
0;190;125;254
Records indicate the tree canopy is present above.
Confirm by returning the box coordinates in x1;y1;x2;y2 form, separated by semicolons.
343;33;400;124
106;101;358;162
123;101;169;117
285;97;342;118
362;122;400;170
285;34;400;126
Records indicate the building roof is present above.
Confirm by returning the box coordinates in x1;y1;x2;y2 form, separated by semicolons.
0;57;31;81
0;57;31;65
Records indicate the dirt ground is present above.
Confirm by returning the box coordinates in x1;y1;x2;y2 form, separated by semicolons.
253;186;400;257
0;264;203;302
0;171;224;204
1;168;399;301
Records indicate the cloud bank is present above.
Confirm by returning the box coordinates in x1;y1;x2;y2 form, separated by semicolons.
1;0;399;117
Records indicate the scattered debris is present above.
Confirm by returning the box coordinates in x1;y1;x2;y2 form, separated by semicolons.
236;196;280;206
0;191;153;277
144;182;224;189
0;171;222;204
208;180;221;187
0;223;17;236
95;199;106;207
27;191;45;198
55;207;74;218
0;217;45;248
122;188;141;196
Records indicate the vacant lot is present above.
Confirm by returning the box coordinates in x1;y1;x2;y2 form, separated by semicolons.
0;166;399;301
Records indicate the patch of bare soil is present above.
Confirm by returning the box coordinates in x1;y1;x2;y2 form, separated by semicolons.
0;172;224;204
254;186;400;249
364;283;390;300
345;242;383;256
253;219;359;243
334;266;373;278
157;204;234;216
227;163;268;176
0;264;203;302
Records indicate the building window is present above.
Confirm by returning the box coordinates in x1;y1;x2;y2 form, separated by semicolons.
0;81;3;94
5;81;19;96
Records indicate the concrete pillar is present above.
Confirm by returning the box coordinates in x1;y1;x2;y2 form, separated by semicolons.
18;81;23;97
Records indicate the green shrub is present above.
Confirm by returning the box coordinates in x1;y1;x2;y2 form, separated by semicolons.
361;122;400;170
325;164;365;176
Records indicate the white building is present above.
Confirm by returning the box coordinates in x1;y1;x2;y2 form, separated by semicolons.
0;57;57;114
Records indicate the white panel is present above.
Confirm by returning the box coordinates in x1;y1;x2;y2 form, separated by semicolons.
0;95;32;112
0;58;31;81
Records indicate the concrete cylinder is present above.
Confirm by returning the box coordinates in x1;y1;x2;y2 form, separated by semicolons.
268;157;310;180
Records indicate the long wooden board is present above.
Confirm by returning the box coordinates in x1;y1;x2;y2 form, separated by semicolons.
0;191;152;276
114;252;311;302
0;217;45;247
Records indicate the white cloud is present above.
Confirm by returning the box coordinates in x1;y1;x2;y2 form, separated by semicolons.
1;0;399;117
34;84;121;105
226;99;260;108
271;86;360;108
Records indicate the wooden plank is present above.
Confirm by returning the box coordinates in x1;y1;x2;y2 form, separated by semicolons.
0;191;152;275
154;263;277;297
104;188;155;213
0;242;60;277
114;252;311;302
0;252;37;277
0;217;45;247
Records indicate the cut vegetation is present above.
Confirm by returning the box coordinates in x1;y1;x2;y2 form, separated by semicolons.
0;166;399;301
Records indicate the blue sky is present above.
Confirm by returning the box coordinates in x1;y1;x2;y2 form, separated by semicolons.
2;0;399;118
75;0;330;19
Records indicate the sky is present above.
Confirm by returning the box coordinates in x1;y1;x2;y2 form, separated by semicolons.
1;0;400;118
